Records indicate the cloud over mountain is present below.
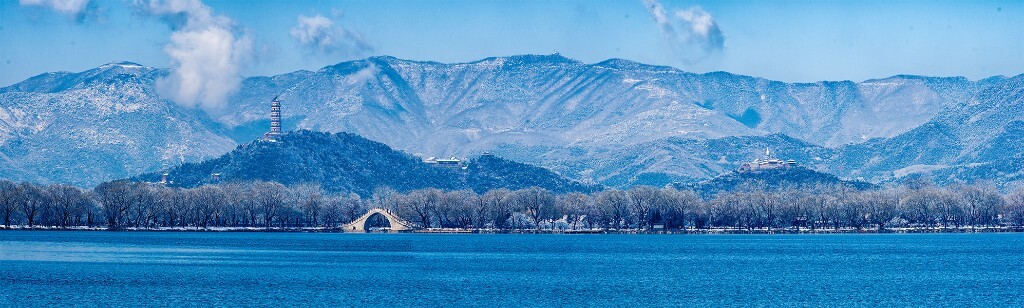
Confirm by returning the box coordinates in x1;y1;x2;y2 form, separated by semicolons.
642;0;724;64
290;13;373;56
136;0;253;115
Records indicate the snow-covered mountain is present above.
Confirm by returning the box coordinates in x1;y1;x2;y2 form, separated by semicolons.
1;55;1021;188
224;55;970;150
0;62;235;186
827;74;1024;184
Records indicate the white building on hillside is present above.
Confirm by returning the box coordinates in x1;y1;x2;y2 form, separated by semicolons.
738;148;797;173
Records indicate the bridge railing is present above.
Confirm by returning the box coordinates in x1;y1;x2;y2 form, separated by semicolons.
341;208;420;230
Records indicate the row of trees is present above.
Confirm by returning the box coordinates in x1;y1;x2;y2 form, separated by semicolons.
2;179;1024;231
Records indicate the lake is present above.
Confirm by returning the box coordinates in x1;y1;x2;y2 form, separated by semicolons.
2;231;1022;306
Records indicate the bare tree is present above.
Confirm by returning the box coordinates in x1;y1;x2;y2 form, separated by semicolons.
957;184;1003;227
402;189;441;228
129;184;158;228
822;187;851;230
81;192;101;228
1005;188;1024;227
481;189;512;229
558;193;590;230
339;193;366;224
734;192;761;230
291;184;325;227
192;185;227;228
233;184;260;227
596;189;630;230
95;181;134;230
709;193;735;229
627;186;662;230
0;180;21;227
252;181;286;229
322;194;354;228
862;190;898;231
582;192;608;230
150;185;178;227
432;191;461;228
218;186;243;227
173;187;195;227
511;187;556;230
443;190;476;228
777;189;808;230
47;184;86;228
755;191;782;229
934;189;964;228
470;190;491;229
370;187;400;213
842;192;869;230
19;182;50;228
659;188;699;230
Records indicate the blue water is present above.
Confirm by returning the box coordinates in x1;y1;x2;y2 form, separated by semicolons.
2;232;1023;307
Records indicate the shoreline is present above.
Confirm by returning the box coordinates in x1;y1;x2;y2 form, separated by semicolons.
2;225;1022;234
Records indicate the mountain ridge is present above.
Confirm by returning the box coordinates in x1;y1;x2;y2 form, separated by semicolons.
1;55;1022;188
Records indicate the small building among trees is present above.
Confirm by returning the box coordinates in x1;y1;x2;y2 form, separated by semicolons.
738;148;797;173
423;157;462;167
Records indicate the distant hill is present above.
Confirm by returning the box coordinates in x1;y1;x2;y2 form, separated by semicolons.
532;133;837;188
131;130;598;196
674;166;876;196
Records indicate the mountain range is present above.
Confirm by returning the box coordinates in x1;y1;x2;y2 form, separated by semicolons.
1;55;1021;189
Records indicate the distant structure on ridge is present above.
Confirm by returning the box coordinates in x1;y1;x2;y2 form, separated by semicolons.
738;148;797;173
159;162;170;185
262;96;283;141
423;156;463;167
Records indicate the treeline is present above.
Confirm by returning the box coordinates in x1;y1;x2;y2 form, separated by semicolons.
3;179;1024;232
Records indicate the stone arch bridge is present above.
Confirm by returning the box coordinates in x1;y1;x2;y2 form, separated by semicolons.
341;208;419;232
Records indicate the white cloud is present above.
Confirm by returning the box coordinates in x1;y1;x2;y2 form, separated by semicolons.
346;63;379;85
19;0;91;17
135;0;253;114
291;15;334;49
676;8;716;39
290;13;373;56
642;0;724;64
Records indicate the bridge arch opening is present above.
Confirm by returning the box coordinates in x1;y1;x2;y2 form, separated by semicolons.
364;212;392;232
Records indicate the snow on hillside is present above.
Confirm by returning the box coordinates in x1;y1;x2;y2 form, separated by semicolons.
1;55;1021;188
0;62;236;186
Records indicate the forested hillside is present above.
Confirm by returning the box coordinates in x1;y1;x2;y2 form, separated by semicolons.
675;166;876;196
132;130;598;196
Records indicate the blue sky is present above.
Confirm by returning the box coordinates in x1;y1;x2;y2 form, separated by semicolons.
1;0;1022;87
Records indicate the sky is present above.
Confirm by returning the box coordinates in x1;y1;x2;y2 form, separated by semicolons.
2;0;1022;90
